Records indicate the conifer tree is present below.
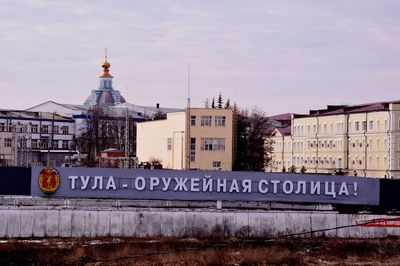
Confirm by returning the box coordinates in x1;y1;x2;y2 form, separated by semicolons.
217;93;223;108
225;99;231;108
211;98;215;108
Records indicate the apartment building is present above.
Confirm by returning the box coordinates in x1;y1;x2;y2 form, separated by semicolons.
0;110;75;166
270;101;400;178
136;108;235;171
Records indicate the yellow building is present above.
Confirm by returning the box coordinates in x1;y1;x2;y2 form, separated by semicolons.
136;108;235;171
270;101;400;178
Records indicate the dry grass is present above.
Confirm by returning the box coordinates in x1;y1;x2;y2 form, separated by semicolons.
0;237;399;265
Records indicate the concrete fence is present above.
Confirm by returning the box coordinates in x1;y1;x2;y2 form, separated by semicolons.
1;207;399;238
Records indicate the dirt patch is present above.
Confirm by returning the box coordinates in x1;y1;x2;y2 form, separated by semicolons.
0;237;399;265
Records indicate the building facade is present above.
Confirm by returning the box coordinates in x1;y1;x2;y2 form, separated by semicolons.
270;101;400;178
136;108;235;171
0;110;75;166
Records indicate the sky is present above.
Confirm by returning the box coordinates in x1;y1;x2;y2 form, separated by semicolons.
1;0;400;116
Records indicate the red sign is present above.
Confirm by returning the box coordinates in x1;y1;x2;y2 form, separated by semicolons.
356;218;400;228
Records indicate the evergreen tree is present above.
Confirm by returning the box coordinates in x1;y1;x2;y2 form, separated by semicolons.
224;99;231;108
217;93;223;108
211;98;215;108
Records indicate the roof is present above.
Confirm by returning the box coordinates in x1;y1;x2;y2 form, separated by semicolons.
271;126;291;137
277;126;291;136
295;100;400;118
0;109;73;121
268;113;292;121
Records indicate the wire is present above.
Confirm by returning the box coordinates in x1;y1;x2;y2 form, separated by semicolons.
91;216;400;263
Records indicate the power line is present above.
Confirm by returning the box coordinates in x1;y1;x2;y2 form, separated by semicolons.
93;216;400;263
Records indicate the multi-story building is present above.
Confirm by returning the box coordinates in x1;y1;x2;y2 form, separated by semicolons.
136;108;235;171
0;110;75;166
270;101;400;178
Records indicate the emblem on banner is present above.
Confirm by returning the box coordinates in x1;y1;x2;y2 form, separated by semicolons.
38;167;60;195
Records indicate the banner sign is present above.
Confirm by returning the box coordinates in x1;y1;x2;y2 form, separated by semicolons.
31;167;380;206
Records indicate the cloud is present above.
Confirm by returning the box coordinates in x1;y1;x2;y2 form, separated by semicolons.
0;1;399;115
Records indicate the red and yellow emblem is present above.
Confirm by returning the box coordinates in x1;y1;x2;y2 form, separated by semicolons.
38;167;60;195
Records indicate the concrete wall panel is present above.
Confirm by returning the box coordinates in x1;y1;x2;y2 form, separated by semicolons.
6;210;21;238
45;210;59;237
20;210;34;238
32;210;46;237
97;210;110;237
59;210;72;237
71;210;85;237
110;211;123;236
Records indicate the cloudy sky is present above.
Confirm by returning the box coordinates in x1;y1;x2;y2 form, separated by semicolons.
1;0;399;115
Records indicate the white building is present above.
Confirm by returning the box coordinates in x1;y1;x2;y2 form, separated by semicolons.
0;110;75;166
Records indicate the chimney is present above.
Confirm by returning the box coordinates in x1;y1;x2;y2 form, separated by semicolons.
156;103;160;109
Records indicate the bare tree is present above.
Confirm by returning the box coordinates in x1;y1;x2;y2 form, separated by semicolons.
76;106;136;166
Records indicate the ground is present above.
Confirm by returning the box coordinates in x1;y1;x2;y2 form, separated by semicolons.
0;237;400;265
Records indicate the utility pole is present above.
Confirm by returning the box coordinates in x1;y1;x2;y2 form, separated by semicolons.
12;125;18;166
125;108;129;158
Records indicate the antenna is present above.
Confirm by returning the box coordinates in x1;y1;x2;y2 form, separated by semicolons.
187;64;191;108
186;64;191;170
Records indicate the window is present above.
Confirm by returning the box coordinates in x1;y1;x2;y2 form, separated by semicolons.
212;161;222;170
41;125;49;134
4;138;12;147
190;116;196;126
355;121;360;131
53;140;59;149
0;123;5;132
215;116;226;127
369;121;373;131
384;120;388;130
61;126;69;134
201;138;225;151
31;124;38;133
62;140;69;149
362;121;367;131
31;139;38;149
376;156;380;168
167;138;172;151
40;139;49;149
190;138;196;162
201;116;212;126
18;138;27;148
53;125;59;134
377;120;380;130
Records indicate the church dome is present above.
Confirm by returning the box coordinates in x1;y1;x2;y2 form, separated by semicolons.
97;91;115;106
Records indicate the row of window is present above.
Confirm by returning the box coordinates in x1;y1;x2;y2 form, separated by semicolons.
275;156;400;168
292;119;400;136
276;137;399;151
167;137;225;152
190;116;226;127
0;138;70;149
0;123;70;134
